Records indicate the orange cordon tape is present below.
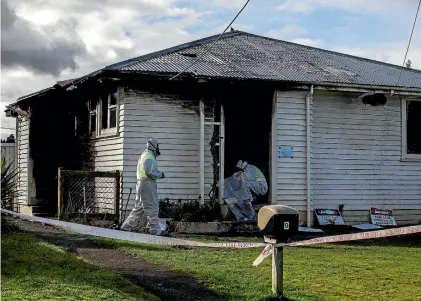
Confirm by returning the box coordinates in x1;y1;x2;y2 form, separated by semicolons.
2;209;420;266
252;224;421;266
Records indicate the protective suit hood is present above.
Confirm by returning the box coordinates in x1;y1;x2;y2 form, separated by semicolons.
147;139;161;156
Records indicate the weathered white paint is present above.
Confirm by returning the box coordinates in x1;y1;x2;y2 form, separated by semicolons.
275;90;421;225
199;99;205;203
275;91;308;212
218;104;225;204
15;116;34;205
269;91;277;204
311;91;421;224
119;89;213;212
91;88;125;214
305;85;313;227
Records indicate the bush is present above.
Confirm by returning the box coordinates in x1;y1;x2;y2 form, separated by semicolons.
159;199;221;222
1;155;19;210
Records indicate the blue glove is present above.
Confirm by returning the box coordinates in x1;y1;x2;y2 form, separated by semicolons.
161;172;166;179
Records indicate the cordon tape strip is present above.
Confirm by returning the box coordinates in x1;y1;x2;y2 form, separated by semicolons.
252;224;421;266
2;209;420;266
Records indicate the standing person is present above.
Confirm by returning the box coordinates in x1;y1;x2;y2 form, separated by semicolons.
121;139;166;235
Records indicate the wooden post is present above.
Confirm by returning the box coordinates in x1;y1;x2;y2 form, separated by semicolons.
265;237;284;298
114;170;121;217
218;104;225;205
57;167;62;220
272;245;284;297
199;99;205;204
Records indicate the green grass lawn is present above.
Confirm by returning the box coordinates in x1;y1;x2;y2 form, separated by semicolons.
1;232;157;301
99;237;421;301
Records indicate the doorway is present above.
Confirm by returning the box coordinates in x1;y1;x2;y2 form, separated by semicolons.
222;85;273;204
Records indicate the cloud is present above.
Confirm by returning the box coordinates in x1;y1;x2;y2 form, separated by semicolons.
209;0;247;8
1;0;86;76
277;0;419;14
291;38;324;48
333;39;421;69
0;0;206;112
266;24;308;39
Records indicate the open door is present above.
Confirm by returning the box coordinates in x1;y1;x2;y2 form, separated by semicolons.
199;100;225;204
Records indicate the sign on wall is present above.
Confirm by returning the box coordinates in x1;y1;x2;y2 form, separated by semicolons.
370;208;398;226
314;209;346;226
278;146;293;159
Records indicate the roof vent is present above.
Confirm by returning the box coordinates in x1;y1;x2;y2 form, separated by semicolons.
362;93;387;106
180;53;197;58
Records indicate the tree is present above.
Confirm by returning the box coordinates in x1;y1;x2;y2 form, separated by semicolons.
406;59;412;68
1;134;15;143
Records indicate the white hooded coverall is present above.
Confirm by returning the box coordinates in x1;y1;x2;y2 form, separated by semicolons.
121;140;165;235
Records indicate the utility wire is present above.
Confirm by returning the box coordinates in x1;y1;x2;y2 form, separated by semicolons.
1;127;16;130
401;0;420;67
396;0;420;88
169;0;251;81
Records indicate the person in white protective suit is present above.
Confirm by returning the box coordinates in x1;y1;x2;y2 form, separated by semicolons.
235;160;268;221
237;160;268;196
121;139;166;235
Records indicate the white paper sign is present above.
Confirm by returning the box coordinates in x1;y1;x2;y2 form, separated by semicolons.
370;208;397;226
314;209;346;226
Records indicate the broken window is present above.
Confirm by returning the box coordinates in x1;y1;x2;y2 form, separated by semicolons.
99;89;118;136
86;89;118;138
88;99;97;136
406;100;421;154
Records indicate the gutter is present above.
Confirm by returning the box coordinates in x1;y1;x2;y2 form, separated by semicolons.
305;85;313;227
294;82;421;96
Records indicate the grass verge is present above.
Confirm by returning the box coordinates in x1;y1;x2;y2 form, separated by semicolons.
98;237;421;301
1;232;157;301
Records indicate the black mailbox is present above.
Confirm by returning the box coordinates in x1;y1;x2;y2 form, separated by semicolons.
257;205;299;242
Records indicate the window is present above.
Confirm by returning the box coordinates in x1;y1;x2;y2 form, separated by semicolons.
88;99;97;137
86;88;119;138
100;91;118;135
402;99;421;160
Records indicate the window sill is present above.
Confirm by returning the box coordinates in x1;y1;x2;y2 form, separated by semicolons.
401;155;421;162
91;131;119;140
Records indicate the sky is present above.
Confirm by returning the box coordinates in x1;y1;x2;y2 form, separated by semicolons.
1;0;420;138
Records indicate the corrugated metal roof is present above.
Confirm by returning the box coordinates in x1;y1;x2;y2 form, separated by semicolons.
105;31;421;89
14;31;421;104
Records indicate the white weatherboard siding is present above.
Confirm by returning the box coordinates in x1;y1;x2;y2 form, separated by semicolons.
275;91;308;213
312;91;421;224
16;116;36;205
91;88;125;213
120;90;213;212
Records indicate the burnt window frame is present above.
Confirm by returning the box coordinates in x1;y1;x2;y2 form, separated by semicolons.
88;99;98;137
99;89;118;136
401;98;421;161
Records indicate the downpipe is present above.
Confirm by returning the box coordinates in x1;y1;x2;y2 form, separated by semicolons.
306;85;314;227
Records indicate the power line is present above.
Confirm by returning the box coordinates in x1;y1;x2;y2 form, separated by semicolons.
1;127;16;130
396;0;420;88
401;0;420;67
169;0;251;81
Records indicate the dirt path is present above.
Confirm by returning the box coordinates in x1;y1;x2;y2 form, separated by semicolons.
3;215;225;301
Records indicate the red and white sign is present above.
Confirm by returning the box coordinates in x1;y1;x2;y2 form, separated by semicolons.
370;208;397;226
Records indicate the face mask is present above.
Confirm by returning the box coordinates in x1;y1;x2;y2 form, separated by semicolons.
151;143;161;156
